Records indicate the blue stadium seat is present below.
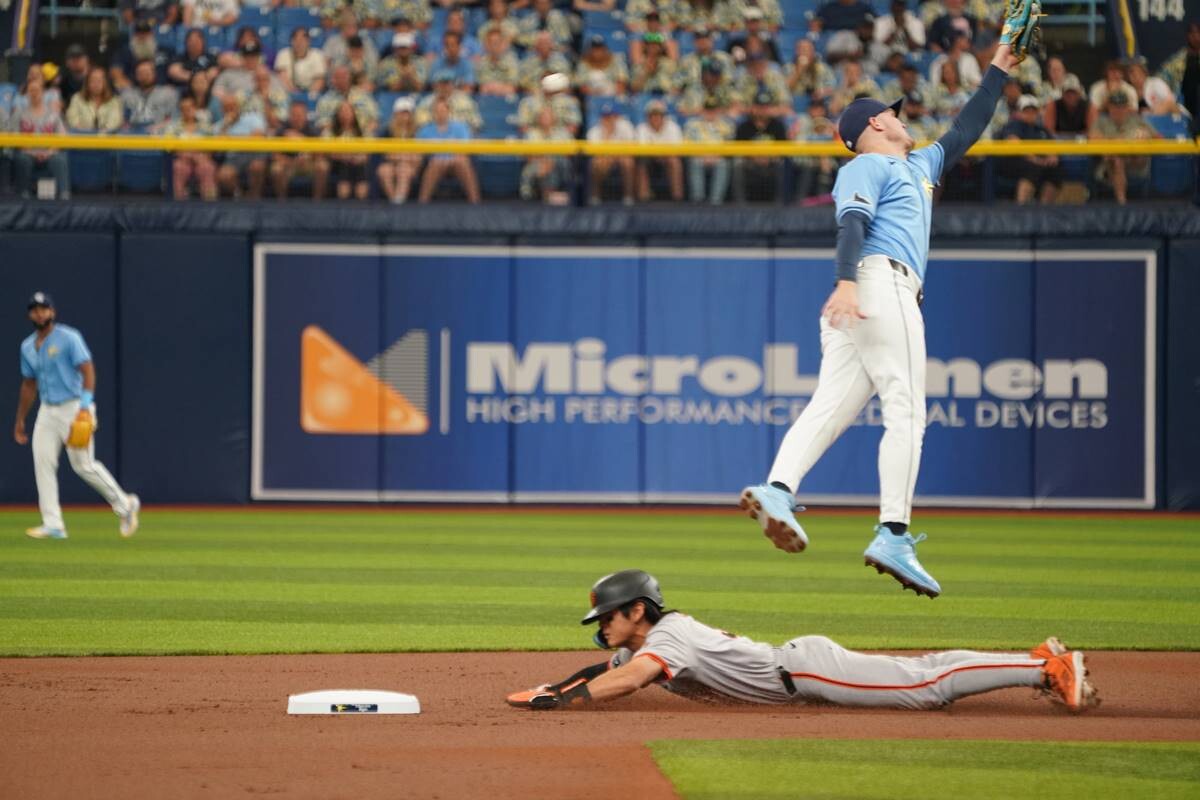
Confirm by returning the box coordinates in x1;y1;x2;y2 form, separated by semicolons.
238;8;276;51
601;28;629;56
117;150;166;193
1145;113;1191;139
178;25;236;54
155;24;179;55
583;10;623;31
375;91;412;118
291;91;318;113
776;29;799;61
275;7;324;51
67;149;115;193
584;98;630;131
792;94;810;114
369;28;394;55
0;83;17;112
477;94;520;138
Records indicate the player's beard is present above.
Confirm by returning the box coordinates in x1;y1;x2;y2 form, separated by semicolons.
31;314;54;331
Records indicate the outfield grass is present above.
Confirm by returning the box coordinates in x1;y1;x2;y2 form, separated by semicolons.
649;739;1200;800
0;508;1197;656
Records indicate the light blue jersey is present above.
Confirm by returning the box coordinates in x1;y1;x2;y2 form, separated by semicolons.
832;143;945;283
20;324;92;404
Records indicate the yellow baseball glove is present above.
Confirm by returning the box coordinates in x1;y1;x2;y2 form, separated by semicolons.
66;409;95;449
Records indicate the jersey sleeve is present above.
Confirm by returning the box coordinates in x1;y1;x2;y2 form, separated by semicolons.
67;331;93;367
832;155;890;223
20;346;34;379
634;615;694;680
910;142;945;186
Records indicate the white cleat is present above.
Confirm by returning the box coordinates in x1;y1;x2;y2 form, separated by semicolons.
739;484;808;553
120;495;140;538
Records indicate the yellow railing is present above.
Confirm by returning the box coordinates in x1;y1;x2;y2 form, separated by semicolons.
0;133;1196;158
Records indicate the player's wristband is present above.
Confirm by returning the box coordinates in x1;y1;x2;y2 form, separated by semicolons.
79;390;94;409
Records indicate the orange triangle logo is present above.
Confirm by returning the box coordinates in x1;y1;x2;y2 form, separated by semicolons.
300;325;429;435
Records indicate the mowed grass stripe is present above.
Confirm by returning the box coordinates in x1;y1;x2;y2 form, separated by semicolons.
0;509;1196;655
650;740;1200;800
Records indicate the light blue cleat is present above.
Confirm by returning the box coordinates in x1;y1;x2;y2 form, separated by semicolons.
25;526;68;540
863;525;941;598
739;484;809;553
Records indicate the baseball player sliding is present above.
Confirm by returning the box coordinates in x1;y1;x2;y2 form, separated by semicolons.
13;292;140;540
507;570;1098;712
740;2;1045;598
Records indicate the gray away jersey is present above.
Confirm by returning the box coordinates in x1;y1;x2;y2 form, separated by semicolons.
610;613;792;704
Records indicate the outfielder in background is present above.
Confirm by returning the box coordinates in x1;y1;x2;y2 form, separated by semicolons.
507;570;1098;712
13;292;140;540
741;3;1044;598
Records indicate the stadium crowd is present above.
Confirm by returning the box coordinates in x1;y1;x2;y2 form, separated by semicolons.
1;0;1195;204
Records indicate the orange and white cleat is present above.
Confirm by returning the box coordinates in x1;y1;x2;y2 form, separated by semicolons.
1040;647;1099;712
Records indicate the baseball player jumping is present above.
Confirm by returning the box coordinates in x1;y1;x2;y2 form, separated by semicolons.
13;292;140;540
507;570;1098;712
740;3;1045;598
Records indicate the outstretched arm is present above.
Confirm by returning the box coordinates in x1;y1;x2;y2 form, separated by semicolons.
506;655;663;709
935;45;1018;176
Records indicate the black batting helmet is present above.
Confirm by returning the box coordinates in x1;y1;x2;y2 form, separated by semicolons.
580;569;664;625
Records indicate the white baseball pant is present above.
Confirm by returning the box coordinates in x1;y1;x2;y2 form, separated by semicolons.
32;399;133;531
769;254;926;524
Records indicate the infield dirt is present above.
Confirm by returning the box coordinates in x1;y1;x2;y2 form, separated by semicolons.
2;650;1198;799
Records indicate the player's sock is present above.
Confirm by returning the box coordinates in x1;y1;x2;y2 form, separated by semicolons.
770;481;792;495
883;521;908;536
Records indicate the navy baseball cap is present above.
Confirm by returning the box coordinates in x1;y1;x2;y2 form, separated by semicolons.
27;291;54;309
838;96;904;152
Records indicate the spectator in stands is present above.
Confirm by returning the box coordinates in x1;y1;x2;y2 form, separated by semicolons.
517;0;573;50
480;0;521;46
216;93;268;197
112;21;172;92
832;58;881;107
60;44;91;108
930;58;969;119
790;96;838;200
325;8;381;72
375;32;428;92
1090;89;1159;204
214;40;278;102
1126;57;1184;117
122;59;179;131
814;0;875;34
430;32;477;91
997;94;1060;204
377;96;421;203
441;9;483;60
168;29;220;88
316;64;381;134
1043;74;1088;135
182;0;239;28
519;31;573;93
634;99;684;201
895;62;928;100
683;96;733;204
677;0;738;33
1158;20;1199;119
185;70;217;124
322;100;371;199
677;57;737;116
928;30;980;90
900;89;942;141
631;33;680;95
344;35;380;88
520;106;574;203
1087;60;1138;128
928;0;976;52
626;0;682;36
677;28;734;93
734;51;790;115
244;65;289;129
727;7;781;63
165;95;218;200
987;74;1022;136
630;12;681;66
477;28;520;96
362;0;433;30
518;72;582;134
1038;56;1076;102
875;0;925;55
586;101;636;205
276;27;329;96
120;0;179;27
732;89;786;202
416;96;481;204
14;64;63;115
785;38;835;103
65;67;123;132
12;72;70;200
271;99;329;200
416;70;482;130
575;35;629;97
575;0;617;13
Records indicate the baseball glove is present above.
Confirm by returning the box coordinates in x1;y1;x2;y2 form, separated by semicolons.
1000;0;1045;63
66;409;95;449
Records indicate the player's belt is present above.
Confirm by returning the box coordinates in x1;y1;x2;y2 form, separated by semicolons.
887;258;925;307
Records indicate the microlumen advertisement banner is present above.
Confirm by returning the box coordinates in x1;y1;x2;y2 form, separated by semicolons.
252;244;1156;508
